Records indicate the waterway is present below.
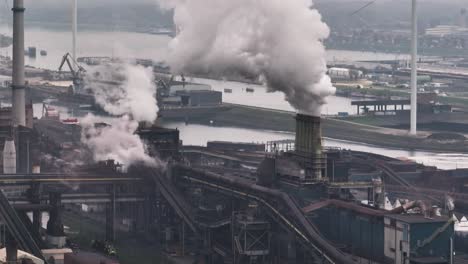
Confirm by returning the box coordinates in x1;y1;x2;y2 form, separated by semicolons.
1;25;467;170
0;25;413;69
173;75;359;115
162;122;468;170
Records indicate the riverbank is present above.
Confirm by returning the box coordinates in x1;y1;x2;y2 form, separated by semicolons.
161;103;468;153
326;43;468;58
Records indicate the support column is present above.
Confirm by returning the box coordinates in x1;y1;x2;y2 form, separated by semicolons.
287;232;297;264
181;222;185;257
204;229;212;264
6;231;17;264
410;0;418;135
46;191;65;247
106;184;116;242
71;0;77;62
29;184;42;234
11;0;26;127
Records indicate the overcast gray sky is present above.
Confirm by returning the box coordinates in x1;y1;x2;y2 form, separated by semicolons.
24;0;157;7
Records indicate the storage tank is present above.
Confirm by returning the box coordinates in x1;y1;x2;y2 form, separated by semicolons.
3;139;16;174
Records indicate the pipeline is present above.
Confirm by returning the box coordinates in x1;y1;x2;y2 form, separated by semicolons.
149;171;200;235
174;165;356;264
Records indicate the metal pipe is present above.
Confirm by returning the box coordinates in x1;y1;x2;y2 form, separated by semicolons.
177;165;355;264
450;236;454;264
410;0;418;135
12;0;26;127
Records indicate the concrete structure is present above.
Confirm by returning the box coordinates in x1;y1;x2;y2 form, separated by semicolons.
0;248;43;264
410;0;418;135
11;0;26;127
71;0;77;63
294;114;322;158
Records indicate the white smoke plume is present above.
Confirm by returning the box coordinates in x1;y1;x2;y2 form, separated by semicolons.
85;63;158;123
81;114;160;168
82;62;160;168
158;0;335;115
446;195;455;211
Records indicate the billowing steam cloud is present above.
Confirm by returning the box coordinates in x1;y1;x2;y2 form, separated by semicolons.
82;63;160;168
158;0;335;115
81;115;160;167
85;63;158;122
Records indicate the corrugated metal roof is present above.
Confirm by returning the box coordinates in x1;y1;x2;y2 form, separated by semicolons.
385;214;449;224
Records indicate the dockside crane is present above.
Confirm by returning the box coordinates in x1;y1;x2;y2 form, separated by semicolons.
58;52;86;92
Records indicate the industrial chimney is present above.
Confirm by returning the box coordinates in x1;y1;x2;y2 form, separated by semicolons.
11;0;26;127
294;114;324;180
295;114;322;158
460;8;467;28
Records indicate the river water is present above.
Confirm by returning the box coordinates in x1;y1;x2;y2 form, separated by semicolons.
0;25;408;69
1;25;467;169
163;122;468;170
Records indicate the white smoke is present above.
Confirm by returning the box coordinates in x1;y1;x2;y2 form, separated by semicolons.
158;0;335;115
81;114;160;168
446;195;455;211
82;62;160;168
85;63;158;123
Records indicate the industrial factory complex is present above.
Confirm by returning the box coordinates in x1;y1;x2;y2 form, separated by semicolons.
1;1;468;264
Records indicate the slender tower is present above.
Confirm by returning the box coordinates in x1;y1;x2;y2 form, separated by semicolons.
12;0;26;127
72;0;77;62
410;0;418;135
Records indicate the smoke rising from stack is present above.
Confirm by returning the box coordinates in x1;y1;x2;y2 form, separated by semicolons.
82;62;160;168
158;0;335;115
81;115;160;168
85;63;158;122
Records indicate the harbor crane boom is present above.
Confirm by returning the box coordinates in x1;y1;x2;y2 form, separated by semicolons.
58;52;86;91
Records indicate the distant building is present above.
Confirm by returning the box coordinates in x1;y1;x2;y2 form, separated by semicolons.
328;67;363;81
169;83;212;95
425;25;468;37
165;83;222;107
178;90;222;107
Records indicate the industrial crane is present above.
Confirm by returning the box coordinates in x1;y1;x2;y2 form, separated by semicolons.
58;52;86;92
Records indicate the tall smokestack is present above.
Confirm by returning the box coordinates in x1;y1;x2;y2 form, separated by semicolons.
11;0;26;127
295;114;324;180
295;114;322;157
72;0;77;62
